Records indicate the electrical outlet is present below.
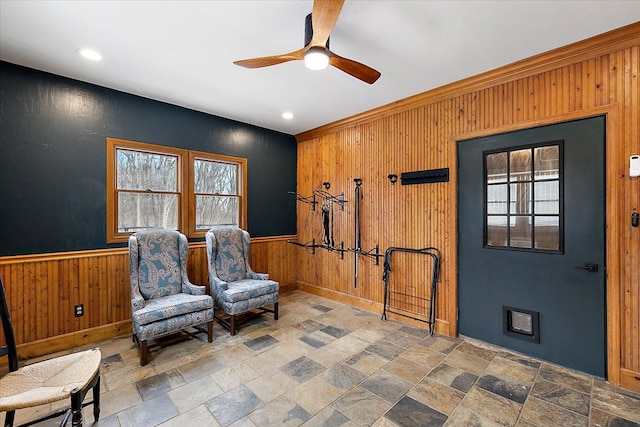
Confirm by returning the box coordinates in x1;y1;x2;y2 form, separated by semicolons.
74;304;84;317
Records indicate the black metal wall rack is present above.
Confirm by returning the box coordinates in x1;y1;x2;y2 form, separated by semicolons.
288;185;346;258
381;246;441;335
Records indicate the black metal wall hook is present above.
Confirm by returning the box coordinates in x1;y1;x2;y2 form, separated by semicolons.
354;178;362;187
322;181;331;190
388;174;398;184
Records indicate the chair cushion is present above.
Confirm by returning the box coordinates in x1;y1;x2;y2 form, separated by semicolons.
218;279;279;303
135;309;214;342
132;293;214;328
0;348;101;411
218;292;278;316
135;230;183;299
213;228;247;282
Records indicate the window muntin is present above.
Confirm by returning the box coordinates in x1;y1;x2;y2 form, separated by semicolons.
107;138;246;243
484;142;562;252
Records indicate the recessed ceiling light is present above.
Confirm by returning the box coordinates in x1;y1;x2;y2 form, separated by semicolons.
282;112;294;120
78;48;102;61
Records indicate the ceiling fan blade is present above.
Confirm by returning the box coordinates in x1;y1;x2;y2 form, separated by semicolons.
329;53;381;84
310;0;345;47
234;48;305;68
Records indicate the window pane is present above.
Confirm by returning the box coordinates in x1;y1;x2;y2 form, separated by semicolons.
510;216;532;248
535;216;559;250
487;184;508;214
510;182;531;214
118;192;178;231
484;144;562;253
195;195;239;229
535;181;559;214
194;159;237;194
486;152;507;184
487;216;508;247
509;149;532;182
534;145;559;179
116;149;178;191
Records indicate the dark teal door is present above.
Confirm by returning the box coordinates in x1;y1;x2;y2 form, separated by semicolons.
457;116;606;377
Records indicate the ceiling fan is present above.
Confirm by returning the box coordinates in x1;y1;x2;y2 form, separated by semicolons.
233;0;381;84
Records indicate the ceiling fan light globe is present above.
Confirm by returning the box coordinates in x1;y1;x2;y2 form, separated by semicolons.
304;48;329;71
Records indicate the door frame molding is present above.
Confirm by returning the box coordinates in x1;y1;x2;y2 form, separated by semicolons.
451;104;620;384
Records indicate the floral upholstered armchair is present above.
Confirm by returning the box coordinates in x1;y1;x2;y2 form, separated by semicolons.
205;226;279;335
129;229;214;365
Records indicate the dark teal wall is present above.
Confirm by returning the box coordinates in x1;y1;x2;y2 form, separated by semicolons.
0;61;297;256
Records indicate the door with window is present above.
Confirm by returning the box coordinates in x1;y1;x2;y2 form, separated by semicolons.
457;116;606;377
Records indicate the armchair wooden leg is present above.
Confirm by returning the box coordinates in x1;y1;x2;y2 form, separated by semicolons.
274;302;279;320
140;339;149;366
230;315;237;336
207;321;213;343
70;387;83;427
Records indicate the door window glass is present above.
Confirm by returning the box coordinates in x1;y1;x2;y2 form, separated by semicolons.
484;142;562;252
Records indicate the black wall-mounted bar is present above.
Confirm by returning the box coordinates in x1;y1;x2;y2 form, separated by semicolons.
400;168;449;185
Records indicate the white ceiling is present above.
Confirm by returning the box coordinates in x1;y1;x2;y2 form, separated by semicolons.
1;1;639;135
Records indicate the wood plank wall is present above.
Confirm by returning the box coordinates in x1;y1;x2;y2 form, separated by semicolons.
0;236;297;360
295;23;640;391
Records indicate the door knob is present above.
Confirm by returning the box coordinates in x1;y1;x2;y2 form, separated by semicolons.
573;263;599;273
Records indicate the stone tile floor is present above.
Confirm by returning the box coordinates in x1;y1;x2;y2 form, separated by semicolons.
2;290;639;426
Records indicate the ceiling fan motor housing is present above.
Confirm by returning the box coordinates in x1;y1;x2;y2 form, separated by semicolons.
305;13;329;48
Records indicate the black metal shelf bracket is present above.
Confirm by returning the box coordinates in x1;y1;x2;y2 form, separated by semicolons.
286;238;316;255
314;241;346;259
346;244;384;265
336;241;345;259
288;191;317;211
312;189;347;210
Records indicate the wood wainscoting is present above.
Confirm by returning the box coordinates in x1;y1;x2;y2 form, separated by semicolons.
0;235;298;361
295;23;639;391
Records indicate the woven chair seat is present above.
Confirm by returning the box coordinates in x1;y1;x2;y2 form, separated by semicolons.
0;348;101;411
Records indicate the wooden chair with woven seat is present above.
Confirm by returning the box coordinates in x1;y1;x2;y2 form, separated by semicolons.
0;276;101;427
